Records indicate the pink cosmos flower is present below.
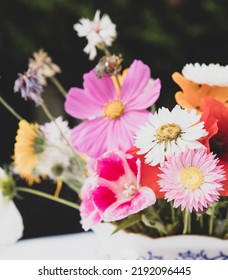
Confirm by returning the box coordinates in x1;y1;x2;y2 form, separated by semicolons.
158;149;225;212
80;150;156;231
64;60;161;158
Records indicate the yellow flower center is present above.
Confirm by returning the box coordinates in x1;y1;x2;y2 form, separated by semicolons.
155;123;181;143
104;99;125;119
180;166;204;190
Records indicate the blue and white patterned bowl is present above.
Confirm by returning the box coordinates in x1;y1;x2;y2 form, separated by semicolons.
93;223;228;260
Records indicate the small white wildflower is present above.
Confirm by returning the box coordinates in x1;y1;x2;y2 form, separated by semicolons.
73;10;117;60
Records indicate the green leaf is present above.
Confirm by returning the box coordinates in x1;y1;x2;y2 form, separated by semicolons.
141;214;167;235
112;214;141;234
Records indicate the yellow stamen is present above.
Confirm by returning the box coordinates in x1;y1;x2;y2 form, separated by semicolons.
155;123;181;143
104;99;125;119
180;166;203;190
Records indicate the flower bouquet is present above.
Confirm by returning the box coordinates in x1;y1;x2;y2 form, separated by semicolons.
0;10;227;259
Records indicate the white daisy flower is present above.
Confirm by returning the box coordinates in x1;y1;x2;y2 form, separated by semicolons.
36;117;72;179
39;116;71;145
134;105;208;166
73;10;117;60
182;63;228;86
35;147;71;179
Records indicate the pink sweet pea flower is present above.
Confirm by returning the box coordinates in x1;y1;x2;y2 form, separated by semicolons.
64;60;161;158
79;150;156;231
79;178;102;231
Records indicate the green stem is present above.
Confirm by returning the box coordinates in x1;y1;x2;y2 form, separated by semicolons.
41;101;54;121
50;77;67;97
17;187;79;210
98;42;111;56
183;209;190;234
0;95;22;120
209;204;215;235
170;201;175;223
199;214;204;230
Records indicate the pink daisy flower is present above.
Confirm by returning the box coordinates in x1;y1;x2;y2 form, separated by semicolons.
80;150;156;230
158;149;225;212
64;60;161;158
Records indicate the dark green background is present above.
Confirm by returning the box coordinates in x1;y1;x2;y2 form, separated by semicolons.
0;0;227;238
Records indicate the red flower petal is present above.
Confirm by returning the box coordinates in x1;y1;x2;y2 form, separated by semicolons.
200;100;218;151
128;146;164;198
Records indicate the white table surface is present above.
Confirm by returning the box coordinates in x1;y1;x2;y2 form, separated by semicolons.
0;232;99;260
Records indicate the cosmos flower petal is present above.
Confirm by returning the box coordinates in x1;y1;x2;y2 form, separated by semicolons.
71;117;110;158
126;78;161;110
64;87;103;119
84;69;117;104
121;60;152;104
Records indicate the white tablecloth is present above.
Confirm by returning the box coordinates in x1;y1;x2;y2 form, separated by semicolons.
0;232;99;259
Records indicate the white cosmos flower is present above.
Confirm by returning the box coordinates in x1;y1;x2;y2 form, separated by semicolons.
73;10;117;60
134;105;208;166
182;63;228;86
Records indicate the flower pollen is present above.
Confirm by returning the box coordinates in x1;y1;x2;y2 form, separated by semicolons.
104;99;124;119
155;123;181;143
180;166;203;190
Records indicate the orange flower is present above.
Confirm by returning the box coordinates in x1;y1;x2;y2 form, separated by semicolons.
172;72;228;112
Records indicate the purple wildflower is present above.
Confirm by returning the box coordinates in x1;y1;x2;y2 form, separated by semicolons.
14;67;43;106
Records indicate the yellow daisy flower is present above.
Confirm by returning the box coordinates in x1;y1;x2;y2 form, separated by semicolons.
14;120;44;185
